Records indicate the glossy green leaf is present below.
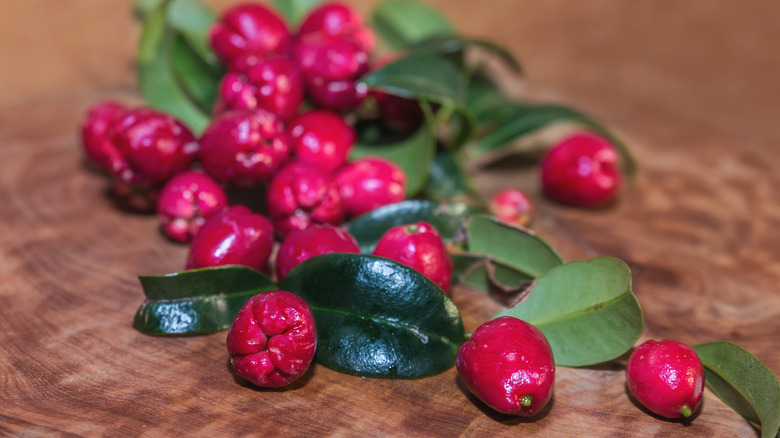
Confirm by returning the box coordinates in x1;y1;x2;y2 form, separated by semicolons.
474;103;637;181
466;215;564;278
467;69;507;122
168;0;220;67
170;34;221;113
134;265;277;335
279;253;464;378
407;36;522;74
347;200;480;253
351;119;436;197
272;0;326;27
422;148;483;205
496;257;643;367
693;342;780;438
371;0;455;50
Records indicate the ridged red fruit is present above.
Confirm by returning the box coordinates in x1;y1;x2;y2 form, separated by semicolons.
275;225;360;281
157;170;228;243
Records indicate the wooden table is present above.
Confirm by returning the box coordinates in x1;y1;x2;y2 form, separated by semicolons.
2;1;778;436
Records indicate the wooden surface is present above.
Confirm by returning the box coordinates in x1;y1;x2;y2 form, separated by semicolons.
1;1;779;436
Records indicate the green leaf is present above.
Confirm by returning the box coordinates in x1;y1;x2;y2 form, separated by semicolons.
279;253;464;378
422;148;483;205
170;34;221;114
693;342;780;438
351;119;436;197
371;0;455;51
167;0;220;67
466;215;563;278
134;265;277;335
271;0;325;27
473;103;637;181
407;36;523;74
347;200;480;253
466;68;507;121
496;257;643;367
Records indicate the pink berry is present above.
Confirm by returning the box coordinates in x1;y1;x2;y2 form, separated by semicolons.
297;2;375;53
266;161;346;238
275;225;360;281
209;3;291;66
216;57;304;121
305;77;369;112
372;90;424;132
199;109;290;187
540;132;622;207
334;157;406;217
156;170;228;243
227;290;317;388
372;221;453;294
185;205;274;272
456;316;555;416
626;339;705;419
80;101;125;172
489;188;534;227
288;109;355;172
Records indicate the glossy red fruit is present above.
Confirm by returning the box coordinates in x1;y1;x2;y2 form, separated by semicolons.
157;170;228;243
288;110;355;172
626;339;705;419
297;1;375;53
372;221;453;294
216;57;304;121
80;101;125;172
489;188;534;227
209;3;291;66
185;205;274;272
334;157;406;217
266;161;346;238
227;290;317;388
540;132;622;207
372;89;424;132
456;316;555;416
199;109;290;187
275;225;360;281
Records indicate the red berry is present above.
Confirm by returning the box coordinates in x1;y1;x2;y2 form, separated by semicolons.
266;161;346;238
275;225;360;281
540;132;622;207
209;3;291;66
199;109;290;187
80;101;125;172
227;290;317;388
334;157;406;217
489;188;534;227
157;171;228;243
372;89;424;132
305;77;369;112
185;205;274;272
456;316;555;416
626;339;705;419
372;221;453;294
297;2;375;53
288;109;356;172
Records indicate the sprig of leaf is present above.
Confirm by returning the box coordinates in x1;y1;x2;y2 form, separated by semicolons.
371;0;456;51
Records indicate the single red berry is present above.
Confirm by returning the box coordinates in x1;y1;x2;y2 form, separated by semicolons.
372;221;453;294
305;77;369;112
216;57;304;121
334;157;406;217
297;2;375;53
227;290;317;388
288;109;355;172
489;188;534;227
540;132;622;207
626;339;705;419
199;109;290;187
209;3;291;66
275;225;360;281
371;89;424;132
456;316;555;416
266;161;346;238
185;205;274;272
80;101;125;172
157;170;228;243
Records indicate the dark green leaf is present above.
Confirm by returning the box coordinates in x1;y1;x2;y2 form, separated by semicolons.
170;34;221;114
496;257;643;367
467;68;507;121
134;0;166;19
272;0;326;27
422;148;483;205
407;36;522;74
693;342;780;438
450;253;485;288
347;200;480;253
279;253;464;378
168;0;220;67
371;0;455;50
134;265;277;334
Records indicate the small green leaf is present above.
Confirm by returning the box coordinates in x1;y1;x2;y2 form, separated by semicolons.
422;148;483;206
407;36;523;74
467;68;506;121
693;342;780;438
279;253;464;378
170;34;221;114
134;265;277;334
371;0;455;50
466;215;563;278
496;257;643;367
167;0;220;67
347;200;480;253
272;0;325;27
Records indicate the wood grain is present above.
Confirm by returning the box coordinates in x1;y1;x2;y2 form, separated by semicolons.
1;1;779;437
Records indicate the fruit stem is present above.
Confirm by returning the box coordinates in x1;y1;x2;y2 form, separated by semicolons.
520;395;533;407
679;405;692;418
405;224;418;234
